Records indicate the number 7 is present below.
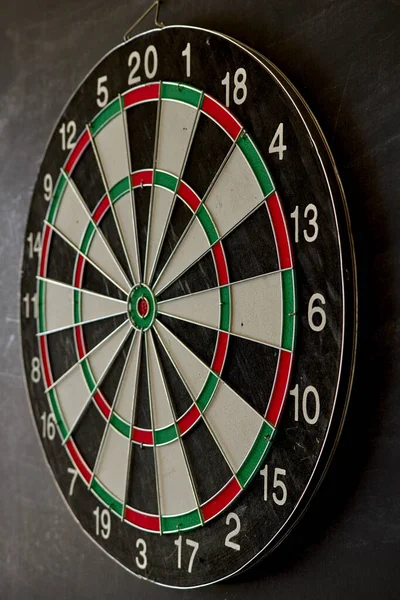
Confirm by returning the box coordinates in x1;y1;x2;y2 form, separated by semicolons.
67;467;78;496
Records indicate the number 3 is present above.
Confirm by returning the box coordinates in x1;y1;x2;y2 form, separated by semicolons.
135;538;147;570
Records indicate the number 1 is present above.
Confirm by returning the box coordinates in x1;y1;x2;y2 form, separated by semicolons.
182;42;191;77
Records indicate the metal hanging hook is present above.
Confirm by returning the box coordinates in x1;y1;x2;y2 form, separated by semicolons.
124;1;165;41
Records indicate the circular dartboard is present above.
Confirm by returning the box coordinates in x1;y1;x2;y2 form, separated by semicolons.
20;25;357;588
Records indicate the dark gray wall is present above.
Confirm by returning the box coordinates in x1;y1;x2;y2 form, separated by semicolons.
1;0;399;598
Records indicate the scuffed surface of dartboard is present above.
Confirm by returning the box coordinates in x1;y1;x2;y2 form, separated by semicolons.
1;0;400;598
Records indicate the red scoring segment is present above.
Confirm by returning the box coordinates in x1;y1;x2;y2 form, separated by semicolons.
266;192;293;270
265;350;292;426
201;95;242;141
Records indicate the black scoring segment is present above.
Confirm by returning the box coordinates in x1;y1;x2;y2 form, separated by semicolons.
221;335;279;417
73;400;106;470
126;444;158;514
47;326;77;383
222;203;279;283
151;198;192;286
157;250;217;301
98;208;132;284
152;331;193;419
183;112;233;198
81;260;126;300
134;185;151;275
100;331;133;408
181;419;232;505
81;313;126;354
157;314;217;368
46;231;76;285
126;101;157;173
71;143;105;213
133;338;151;430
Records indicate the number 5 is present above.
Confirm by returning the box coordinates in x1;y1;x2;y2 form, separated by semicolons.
97;75;109;108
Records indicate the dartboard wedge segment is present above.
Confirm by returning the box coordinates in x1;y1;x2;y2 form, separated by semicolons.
21;24;356;589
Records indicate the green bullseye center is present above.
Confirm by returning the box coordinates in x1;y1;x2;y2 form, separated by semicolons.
128;284;157;331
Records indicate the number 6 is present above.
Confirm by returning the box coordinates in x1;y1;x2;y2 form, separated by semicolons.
308;293;326;332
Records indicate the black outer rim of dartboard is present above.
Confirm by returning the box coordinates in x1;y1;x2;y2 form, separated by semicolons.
229;40;358;572
19;24;358;589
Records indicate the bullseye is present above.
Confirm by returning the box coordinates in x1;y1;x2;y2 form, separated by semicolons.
137;297;149;318
127;284;156;331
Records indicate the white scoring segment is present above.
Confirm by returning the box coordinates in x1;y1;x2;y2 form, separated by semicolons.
147;332;199;517
203;145;266;236
158;288;220;330
94;114;130;190
157;272;282;348
113;332;141;423
86;230;131;293
153;218;209;295
52;362;92;431
114;192;140;284
153;142;267;297
54;323;130;429
86;321;132;382
145;99;198;283
156;99;198;176
53;178;131;293
44;281;74;333
54;182;90;248
156;439;198;517
95;425;130;502
80;289;127;324
205;380;265;472
53;321;131;431
44;281;126;333
146;332;175;430
230;273;282;347
154;321;209;398
145;186;175;283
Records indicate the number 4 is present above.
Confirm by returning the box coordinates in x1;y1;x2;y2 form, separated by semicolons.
269;123;287;160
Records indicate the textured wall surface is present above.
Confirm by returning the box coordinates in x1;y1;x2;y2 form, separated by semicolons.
0;0;399;598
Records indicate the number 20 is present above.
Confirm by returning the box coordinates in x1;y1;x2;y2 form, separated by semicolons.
128;45;158;86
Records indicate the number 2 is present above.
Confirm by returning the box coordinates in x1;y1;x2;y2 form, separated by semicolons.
225;512;241;551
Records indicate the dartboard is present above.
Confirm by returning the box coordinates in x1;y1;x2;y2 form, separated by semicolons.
21;25;357;588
